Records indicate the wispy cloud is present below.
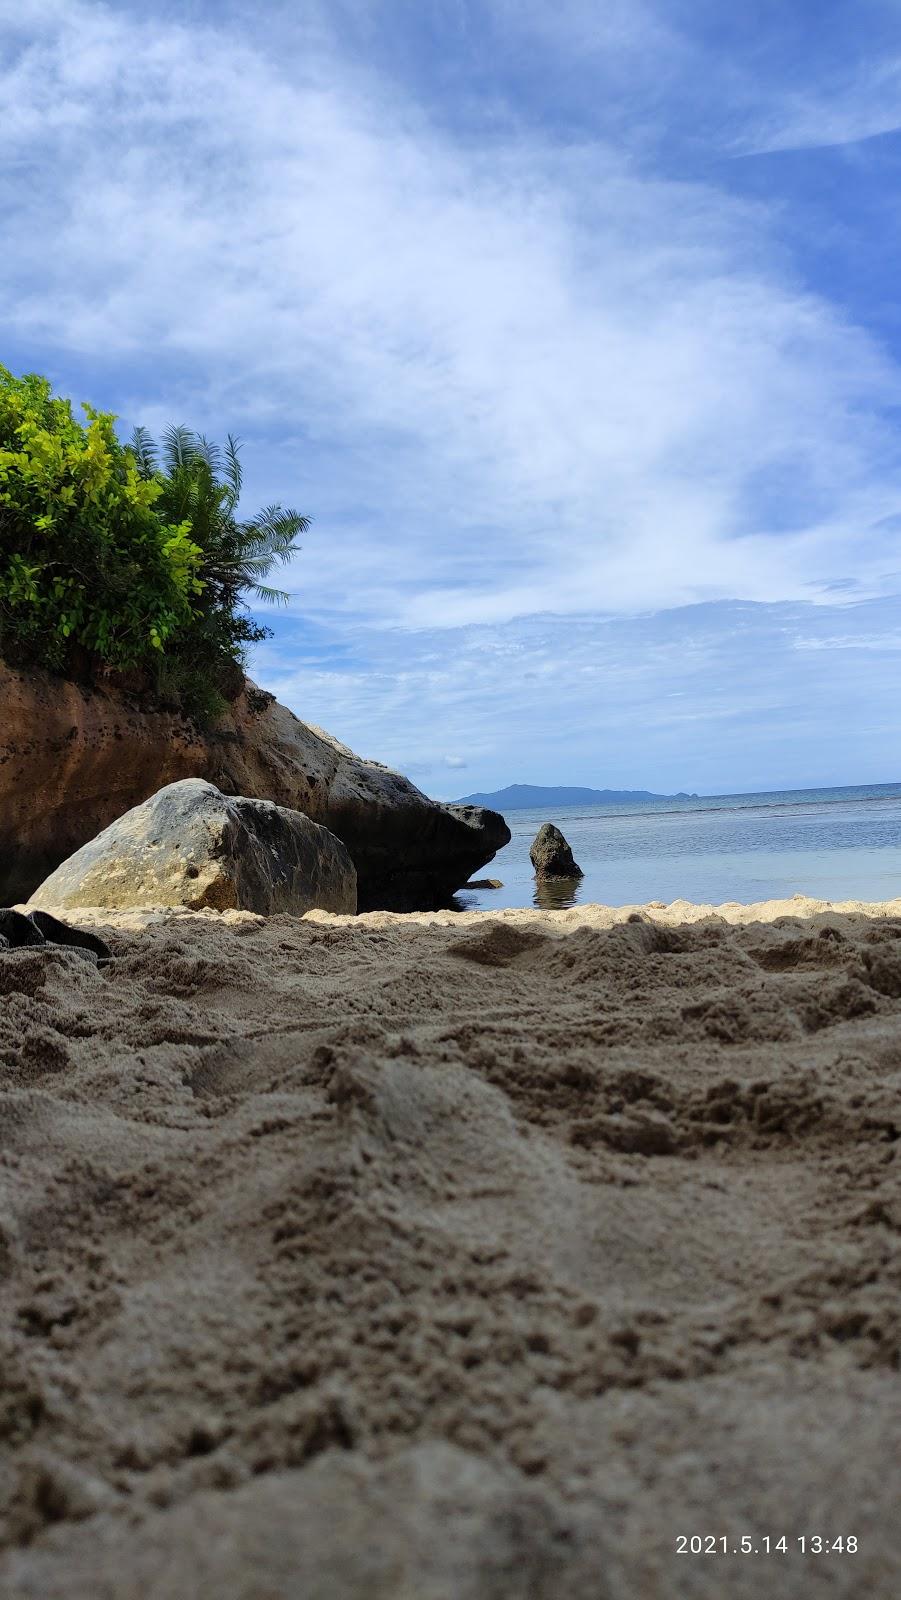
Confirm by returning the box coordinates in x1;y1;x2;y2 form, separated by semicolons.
3;0;901;639
254;595;901;795
736;56;901;155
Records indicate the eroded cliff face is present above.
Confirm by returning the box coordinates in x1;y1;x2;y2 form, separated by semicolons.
0;664;509;909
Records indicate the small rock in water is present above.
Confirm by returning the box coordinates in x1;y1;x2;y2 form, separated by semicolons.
464;878;504;890
529;823;584;880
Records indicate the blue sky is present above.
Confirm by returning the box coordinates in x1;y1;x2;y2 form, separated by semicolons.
4;0;901;797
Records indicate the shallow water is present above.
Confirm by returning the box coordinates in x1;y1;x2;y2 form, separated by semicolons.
454;782;901;910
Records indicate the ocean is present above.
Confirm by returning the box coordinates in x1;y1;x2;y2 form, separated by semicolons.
454;782;901;911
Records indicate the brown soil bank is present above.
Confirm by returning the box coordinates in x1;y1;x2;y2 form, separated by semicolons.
0;662;508;909
1;896;899;1598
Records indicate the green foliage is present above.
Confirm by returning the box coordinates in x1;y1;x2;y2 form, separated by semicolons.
0;367;308;717
0;366;203;672
129;424;308;697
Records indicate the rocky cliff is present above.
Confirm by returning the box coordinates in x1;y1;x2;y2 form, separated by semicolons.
0;663;509;909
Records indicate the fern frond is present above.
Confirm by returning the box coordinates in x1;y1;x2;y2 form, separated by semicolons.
194;435;222;474
224;434;243;497
248;581;291;605
162;425;198;473
128;426;157;478
239;553;286;576
253;504;311;537
241;509;307;563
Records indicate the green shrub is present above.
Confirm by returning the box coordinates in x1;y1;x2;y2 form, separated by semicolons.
0;368;308;717
0;366;203;672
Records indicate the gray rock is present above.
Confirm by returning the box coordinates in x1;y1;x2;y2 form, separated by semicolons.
28;780;357;917
529;823;584;880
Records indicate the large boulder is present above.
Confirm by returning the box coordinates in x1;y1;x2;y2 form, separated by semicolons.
529;822;584;879
0;664;510;909
28;780;357;916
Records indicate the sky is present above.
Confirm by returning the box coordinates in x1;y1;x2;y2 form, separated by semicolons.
3;0;901;798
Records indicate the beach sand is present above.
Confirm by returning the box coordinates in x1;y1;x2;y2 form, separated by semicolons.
1;895;900;1597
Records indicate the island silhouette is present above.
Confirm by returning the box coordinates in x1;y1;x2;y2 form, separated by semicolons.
455;782;698;808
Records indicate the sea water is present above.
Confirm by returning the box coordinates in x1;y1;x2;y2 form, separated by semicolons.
454;783;901;911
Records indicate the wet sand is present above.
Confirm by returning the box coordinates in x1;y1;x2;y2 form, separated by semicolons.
1;895;900;1597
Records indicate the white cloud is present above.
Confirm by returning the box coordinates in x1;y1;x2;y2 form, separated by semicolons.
486;0;680;67
2;0;901;642
251;596;901;795
736;57;901;155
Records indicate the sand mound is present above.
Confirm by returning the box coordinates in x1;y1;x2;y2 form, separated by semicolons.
1;897;899;1597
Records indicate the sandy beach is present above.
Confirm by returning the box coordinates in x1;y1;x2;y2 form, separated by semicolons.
2;894;900;1597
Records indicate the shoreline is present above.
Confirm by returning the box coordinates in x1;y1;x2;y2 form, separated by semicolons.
17;889;901;932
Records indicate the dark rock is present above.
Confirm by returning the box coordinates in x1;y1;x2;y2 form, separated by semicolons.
27;910;112;961
28;779;357;916
0;907;113;961
0;909;46;947
529;823;584;880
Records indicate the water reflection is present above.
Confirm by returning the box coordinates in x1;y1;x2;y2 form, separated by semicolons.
532;876;582;910
449;892;477;912
451;877;583;912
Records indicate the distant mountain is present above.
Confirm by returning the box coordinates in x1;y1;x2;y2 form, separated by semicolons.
455;783;698;809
